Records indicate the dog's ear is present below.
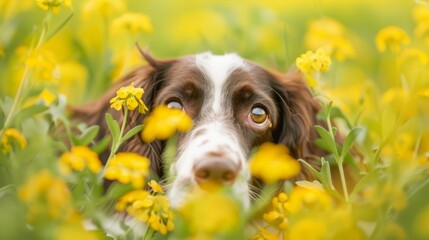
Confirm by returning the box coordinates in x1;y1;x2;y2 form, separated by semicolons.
71;48;175;178
268;70;325;162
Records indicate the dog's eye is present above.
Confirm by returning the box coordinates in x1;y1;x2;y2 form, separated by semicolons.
250;106;268;124
167;100;183;110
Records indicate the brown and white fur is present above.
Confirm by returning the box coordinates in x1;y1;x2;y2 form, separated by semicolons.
73;49;326;209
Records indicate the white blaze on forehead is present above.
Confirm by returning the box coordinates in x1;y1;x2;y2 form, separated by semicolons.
195;52;248;113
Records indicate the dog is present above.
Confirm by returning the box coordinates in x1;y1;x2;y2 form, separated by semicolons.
73;48;327;209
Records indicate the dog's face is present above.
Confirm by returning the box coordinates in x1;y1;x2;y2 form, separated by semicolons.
156;53;281;208
75;51;321;208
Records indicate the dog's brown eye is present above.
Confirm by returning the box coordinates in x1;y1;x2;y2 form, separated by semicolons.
250;106;268;124
167;100;183;110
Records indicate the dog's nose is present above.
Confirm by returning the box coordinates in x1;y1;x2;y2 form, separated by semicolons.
193;157;239;186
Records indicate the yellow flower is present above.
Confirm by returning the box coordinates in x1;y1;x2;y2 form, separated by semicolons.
397;48;428;68
104;152;150;189
296;48;331;87
17;46;60;81
285;184;332;214
148;180;164;194
375;26;410;53
288;218;328;240
305;18;355;61
23;88;57;108
415;22;429;46
413;5;429;23
111;12;153;35
36;0;72;14
81;0;125;19
18;170;72;223
1;128;27;153
413;5;429;46
116;190;174;235
141;105;193;142
179;190;240;235
250;227;279;240
109;82;148;113
263;192;289;232
59;146;102;174
249;142;301;184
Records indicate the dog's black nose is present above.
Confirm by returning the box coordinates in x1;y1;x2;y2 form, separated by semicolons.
193;155;239;187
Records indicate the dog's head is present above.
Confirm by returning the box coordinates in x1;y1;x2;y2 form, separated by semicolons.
73;50;323;208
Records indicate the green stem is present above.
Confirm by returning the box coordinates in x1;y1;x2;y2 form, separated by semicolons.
337;162;349;201
1;10;51;135
142;226;154;240
326;102;349;202
99;108;128;181
121;221;139;239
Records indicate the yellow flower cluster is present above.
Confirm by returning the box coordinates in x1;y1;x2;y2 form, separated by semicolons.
36;0;72;14
295;48;331;87
305;18;355;61
110;82;148;113
249;142;301;184
375;25;410;53
413;5;429;46
397;47;428;69
116;184;174;235
148;179;164;194
141;105;193;142
363;182;407;212
112;12;153;35
250;227;278;240
59;146;102;174
23;88;57;107
18;170;72;223
17;46;60;81
178;190;240;237
254;184;364;239
1;128;27;153
104;152;150;189
263;193;289;231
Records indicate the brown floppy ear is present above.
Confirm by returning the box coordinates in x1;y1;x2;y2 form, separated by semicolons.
71;48;175;178
268;70;326;173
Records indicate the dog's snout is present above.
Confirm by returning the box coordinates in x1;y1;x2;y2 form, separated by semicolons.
193;157;239;186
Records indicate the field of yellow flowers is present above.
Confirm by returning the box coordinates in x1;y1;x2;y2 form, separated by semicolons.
1;0;429;239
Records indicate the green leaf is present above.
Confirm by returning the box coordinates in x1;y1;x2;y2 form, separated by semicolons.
14;105;48;126
298;159;323;180
315;125;336;153
105;113;120;142
320;158;334;189
162;135;177;184
314;139;333;153
105;183;133;201
92;135;111;154
72;125;100;146
46;11;74;41
330;106;352;129
47;95;68;123
121;124;143;143
339;127;363;164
